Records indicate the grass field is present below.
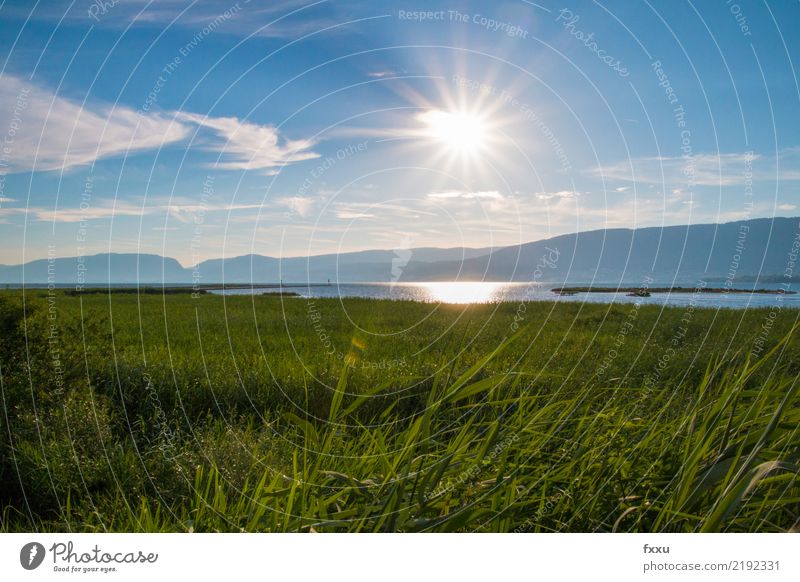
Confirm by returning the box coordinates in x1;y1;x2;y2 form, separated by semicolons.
1;290;799;532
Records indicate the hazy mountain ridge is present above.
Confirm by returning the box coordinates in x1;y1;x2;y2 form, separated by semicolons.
399;217;800;284
2;217;797;285
0;253;188;285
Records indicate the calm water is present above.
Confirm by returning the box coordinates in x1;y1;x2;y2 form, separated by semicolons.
212;281;800;309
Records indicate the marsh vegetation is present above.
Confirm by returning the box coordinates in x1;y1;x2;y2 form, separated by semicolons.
1;291;798;532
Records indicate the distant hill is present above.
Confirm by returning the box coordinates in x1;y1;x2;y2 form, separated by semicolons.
399;217;800;284
1;217;797;285
0;253;187;285
194;246;494;283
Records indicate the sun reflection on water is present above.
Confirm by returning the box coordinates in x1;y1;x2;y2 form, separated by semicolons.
420;282;502;304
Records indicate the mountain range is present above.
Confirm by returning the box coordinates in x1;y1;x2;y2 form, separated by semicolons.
2;216;797;286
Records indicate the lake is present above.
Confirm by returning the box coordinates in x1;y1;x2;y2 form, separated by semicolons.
210;281;800;309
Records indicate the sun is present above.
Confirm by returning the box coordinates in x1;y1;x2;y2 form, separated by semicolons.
418;109;488;155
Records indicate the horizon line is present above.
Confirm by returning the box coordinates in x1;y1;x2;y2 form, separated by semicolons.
1;214;796;269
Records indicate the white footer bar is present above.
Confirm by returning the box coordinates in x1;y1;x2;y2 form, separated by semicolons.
1;533;795;581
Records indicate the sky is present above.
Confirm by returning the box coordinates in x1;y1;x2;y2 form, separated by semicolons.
0;0;799;266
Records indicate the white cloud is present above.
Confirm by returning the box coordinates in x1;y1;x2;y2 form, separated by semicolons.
0;74;190;174
175;112;319;174
778;204;797;211
277;196;315;217
0;196;15;203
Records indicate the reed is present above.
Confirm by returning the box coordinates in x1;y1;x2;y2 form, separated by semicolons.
1;291;798;532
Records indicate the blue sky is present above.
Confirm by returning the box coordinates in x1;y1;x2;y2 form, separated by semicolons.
1;0;798;266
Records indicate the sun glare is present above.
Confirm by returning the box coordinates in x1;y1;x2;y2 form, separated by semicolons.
418;109;488;155
422;281;500;304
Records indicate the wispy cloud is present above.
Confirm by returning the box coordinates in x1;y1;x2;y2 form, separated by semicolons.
589;151;800;187
136;0;353;39
0;74;190;174
331;201;438;220
0;75;319;176
0;206;26;224
536;190;581;200
367;70;400;78
335;210;376;220
165;201;264;222
28;202;151;223
1;199;264;224
428;190;502;200
175;112;319;174
14;0;344;40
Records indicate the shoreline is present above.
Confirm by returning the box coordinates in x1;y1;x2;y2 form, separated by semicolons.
551;286;795;296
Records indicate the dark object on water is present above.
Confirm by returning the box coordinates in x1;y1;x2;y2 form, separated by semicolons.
259;291;299;297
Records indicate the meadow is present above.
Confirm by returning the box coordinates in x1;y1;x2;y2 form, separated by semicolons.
1;290;799;532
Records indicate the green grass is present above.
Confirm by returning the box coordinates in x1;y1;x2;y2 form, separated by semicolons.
1;290;799;532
